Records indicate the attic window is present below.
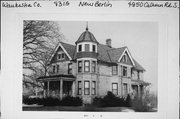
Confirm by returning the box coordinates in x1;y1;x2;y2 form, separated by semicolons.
122;53;127;62
57;52;65;60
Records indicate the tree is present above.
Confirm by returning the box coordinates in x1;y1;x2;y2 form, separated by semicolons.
23;20;62;88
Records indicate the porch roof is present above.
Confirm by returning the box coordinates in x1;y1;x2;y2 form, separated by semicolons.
131;79;150;86
37;74;76;82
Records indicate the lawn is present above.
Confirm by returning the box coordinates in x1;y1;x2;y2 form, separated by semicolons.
23;105;135;112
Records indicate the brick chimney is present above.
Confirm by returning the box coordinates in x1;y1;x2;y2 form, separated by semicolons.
106;39;112;48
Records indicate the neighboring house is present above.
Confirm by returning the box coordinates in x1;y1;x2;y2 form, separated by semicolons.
37;26;150;104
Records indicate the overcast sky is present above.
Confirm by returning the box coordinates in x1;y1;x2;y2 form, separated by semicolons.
58;21;158;93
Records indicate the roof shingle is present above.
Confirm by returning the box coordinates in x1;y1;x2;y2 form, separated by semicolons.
54;42;145;71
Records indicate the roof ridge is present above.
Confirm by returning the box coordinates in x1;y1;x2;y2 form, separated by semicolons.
107;46;127;51
60;41;75;47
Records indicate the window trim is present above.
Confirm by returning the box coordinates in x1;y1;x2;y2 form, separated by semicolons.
92;81;96;95
112;65;118;75
84;81;90;95
92;45;96;52
78;44;82;52
122;66;127;77
91;61;96;73
57;52;65;60
56;65;59;73
53;65;56;73
123;83;128;96
85;44;90;52
84;60;90;72
68;63;72;74
77;81;82;95
78;61;82;73
112;83;118;95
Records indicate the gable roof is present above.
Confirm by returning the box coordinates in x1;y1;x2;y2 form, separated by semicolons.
107;47;126;63
49;41;145;71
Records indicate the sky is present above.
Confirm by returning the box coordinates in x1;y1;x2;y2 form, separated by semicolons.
57;21;158;93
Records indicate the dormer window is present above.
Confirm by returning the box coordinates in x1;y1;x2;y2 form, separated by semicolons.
57;52;65;60
92;45;96;52
85;44;90;52
78;45;82;52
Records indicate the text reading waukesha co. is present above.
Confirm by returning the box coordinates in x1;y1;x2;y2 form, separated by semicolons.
2;2;41;8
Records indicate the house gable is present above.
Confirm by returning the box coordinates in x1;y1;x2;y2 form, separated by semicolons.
49;42;72;64
118;48;135;66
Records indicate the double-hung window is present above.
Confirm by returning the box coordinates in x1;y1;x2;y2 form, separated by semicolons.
92;45;96;52
84;60;90;72
112;65;118;75
78;45;82;52
68;63;72;74
53;65;56;73
122;66;127;77
56;65;59;73
92;61;96;73
78;61;82;73
92;81;96;95
78;81;82;95
84;81;90;95
112;83;118;95
123;83;128;96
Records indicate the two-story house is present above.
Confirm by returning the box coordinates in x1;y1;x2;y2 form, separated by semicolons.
37;26;150;104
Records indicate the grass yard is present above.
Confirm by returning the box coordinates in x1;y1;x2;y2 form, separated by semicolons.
23;105;135;112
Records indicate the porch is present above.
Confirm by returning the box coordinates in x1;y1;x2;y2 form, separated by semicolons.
131;79;150;98
37;75;76;99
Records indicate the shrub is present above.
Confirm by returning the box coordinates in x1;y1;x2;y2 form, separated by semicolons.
41;97;61;106
131;96;150;112
92;91;131;107
60;96;82;106
131;90;157;112
23;96;42;105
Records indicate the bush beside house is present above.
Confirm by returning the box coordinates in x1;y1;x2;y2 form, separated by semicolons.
92;91;131;107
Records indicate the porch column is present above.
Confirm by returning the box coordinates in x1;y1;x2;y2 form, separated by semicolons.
60;79;63;99
47;81;50;97
43;82;46;98
72;81;75;97
138;85;140;97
